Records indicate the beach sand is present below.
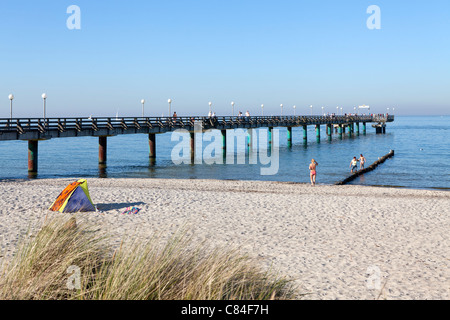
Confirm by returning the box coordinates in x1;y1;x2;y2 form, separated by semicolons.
0;178;448;300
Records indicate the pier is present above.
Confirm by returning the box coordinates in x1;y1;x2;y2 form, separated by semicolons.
0;114;394;175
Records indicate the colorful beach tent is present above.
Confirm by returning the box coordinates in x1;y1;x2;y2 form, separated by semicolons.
49;179;96;213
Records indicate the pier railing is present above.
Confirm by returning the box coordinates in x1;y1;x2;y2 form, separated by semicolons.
0;115;393;141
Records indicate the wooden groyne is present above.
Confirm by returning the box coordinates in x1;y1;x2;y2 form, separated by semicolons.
335;150;395;185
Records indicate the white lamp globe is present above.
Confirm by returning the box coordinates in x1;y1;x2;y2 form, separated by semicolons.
42;93;47;99
141;99;145;104
9;94;14;100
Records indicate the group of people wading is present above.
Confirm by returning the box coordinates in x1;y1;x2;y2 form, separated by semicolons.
308;154;366;186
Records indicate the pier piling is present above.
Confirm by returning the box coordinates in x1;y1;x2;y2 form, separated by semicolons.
221;130;227;150
149;133;156;159
190;131;195;161
326;124;332;137
375;124;386;134
287;127;292;145
99;136;107;165
28;140;38;174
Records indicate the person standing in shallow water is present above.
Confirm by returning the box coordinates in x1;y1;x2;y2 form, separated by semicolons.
358;154;366;170
309;159;318;186
350;157;358;173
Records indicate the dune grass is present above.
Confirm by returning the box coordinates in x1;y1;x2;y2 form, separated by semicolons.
0;217;298;300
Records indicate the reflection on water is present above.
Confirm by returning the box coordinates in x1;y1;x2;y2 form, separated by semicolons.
98;164;107;178
359;174;366;184
28;172;38;180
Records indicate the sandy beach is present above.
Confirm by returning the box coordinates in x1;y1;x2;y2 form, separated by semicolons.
0;178;448;300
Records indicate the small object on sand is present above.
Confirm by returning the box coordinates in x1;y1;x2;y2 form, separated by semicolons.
122;206;141;215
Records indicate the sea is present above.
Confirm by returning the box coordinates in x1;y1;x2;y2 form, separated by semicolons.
0;116;449;190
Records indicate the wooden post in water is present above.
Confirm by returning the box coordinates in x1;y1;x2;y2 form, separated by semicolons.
375;124;386;134
338;124;343;139
347;124;352;136
303;125;307;143
268;127;273;144
149;133;156;159
362;122;367;135
190;131;195;161
99;136;107;165
326;124;332;137
28;140;38;174
221;130;227;150
287;127;292;146
315;124;320;142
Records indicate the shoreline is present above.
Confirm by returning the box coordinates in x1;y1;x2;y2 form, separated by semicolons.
1;176;449;192
1;177;449;300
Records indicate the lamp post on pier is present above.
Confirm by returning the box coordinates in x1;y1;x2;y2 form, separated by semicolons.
41;93;47;119
8;94;14;119
261;104;264;116
168;99;172;117
310;105;313;115
280;104;283;116
293;105;296;116
231;101;235;116
41;93;47;131
141;99;145;117
209;101;212;114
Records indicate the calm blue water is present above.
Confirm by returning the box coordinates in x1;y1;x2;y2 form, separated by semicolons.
0;116;449;190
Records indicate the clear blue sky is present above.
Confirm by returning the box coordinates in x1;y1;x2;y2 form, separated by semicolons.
1;0;449;117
